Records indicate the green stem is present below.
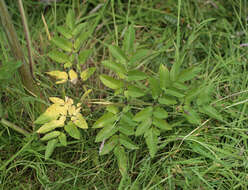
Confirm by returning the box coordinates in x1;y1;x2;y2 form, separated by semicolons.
0;118;30;136
18;0;35;81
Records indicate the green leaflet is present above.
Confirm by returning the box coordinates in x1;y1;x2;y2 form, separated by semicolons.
177;66;200;82
149;77;161;100
78;49;92;65
57;26;72;39
127;70;147;81
72;23;87;36
100;135;119;155
145;128;159;158
106;105;119;114
102;60;127;75
119;124;135;136
159;64;170;89
74;31;91;50
93;112;116;128
40;131;61;141
114;145;128;176
158;96;177;105
129;49;150;66
66;9;75;30
172;82;188;91
45;139;58;160
48;50;70;64
109;45;128;65
153;107;168;119
135;117;152;136
119;134;139;150
123;25;135;55
153;117;172;131
170;56;184;81
95;124;118;142
64;122;81;140
51;36;73;52
118;112;137;135
58;132;67;146
125;85;146;98
165;88;185;98
100;75;124;89
80;67;96;81
133;106;153;122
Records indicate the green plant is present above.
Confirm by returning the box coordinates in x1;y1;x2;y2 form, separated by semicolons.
46;9;95;84
34;9;95;159
94;25;223;176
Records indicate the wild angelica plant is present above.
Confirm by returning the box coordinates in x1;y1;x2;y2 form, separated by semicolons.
94;25;223;176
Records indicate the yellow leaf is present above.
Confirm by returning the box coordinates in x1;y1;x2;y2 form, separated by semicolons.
65;97;74;105
37;118;65;134
64;62;72;68
75;107;81;115
72;113;88;129
68;105;76;116
56;79;67;84
69;69;78;84
46;70;68;84
58;115;67;123
71;116;77;121
80;67;96;81
49;97;65;105
46;104;67;117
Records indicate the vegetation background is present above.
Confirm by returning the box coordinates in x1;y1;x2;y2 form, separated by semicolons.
1;0;248;189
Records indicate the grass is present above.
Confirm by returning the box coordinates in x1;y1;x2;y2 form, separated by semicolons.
1;0;248;189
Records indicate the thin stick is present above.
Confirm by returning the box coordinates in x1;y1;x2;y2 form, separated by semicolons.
18;0;36;81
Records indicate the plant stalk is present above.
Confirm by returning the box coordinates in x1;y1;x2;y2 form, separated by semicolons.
0;1;41;98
